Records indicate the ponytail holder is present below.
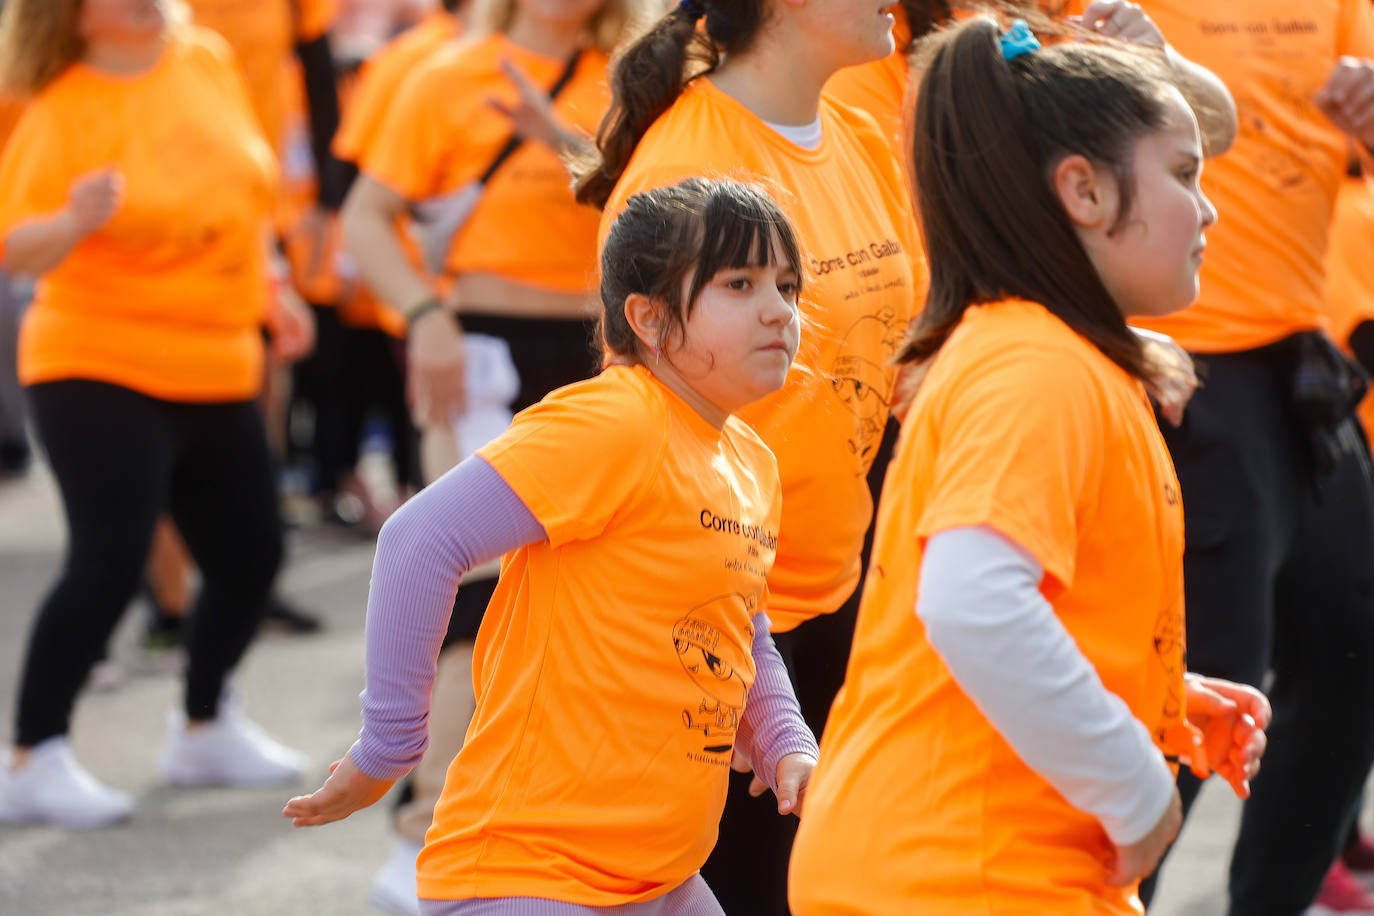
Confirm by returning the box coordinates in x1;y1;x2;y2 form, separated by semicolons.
999;19;1040;62
678;0;704;20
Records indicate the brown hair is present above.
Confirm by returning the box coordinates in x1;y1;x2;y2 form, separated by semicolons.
899;1;952;51
465;0;652;55
572;1;768;210
599;177;803;364
0;0;187;96
900;14;1178;381
0;0;84;95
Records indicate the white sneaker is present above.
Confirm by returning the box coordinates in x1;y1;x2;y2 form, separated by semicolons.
0;736;133;829
368;839;422;916
159;706;309;788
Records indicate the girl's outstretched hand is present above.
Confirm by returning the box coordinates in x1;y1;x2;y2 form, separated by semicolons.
1183;675;1271;799
747;752;817;817
282;753;395;827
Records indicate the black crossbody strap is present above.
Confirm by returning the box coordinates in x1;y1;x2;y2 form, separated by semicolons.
477;48;585;186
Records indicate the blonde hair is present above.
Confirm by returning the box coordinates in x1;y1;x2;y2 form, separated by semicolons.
0;0;188;96
466;0;655;54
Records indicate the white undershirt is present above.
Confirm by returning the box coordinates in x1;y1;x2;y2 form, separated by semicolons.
917;526;1177;846
762;116;823;151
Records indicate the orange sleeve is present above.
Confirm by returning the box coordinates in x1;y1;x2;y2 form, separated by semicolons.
1339;0;1374;58
332;57;386;162
476;375;661;548
915;344;1105;593
359;62;455;200
0;102;78;240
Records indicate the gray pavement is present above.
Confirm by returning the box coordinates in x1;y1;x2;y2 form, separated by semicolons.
0;461;1248;915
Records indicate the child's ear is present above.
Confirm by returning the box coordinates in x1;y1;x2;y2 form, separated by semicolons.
1054;154;1115;230
623;292;662;352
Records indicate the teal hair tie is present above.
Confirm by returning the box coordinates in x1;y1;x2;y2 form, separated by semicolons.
999;19;1040;62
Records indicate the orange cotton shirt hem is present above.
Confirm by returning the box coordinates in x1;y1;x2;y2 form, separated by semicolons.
417;365;781;906
0;27;277;402
790;300;1185;916
599;77;926;631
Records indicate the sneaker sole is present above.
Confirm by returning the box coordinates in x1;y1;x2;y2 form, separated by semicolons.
1307;906;1374;916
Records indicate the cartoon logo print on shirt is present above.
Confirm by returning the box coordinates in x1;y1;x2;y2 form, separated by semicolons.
674;594;756;755
1152;598;1186;741
1233;78;1320;194
829;308;904;468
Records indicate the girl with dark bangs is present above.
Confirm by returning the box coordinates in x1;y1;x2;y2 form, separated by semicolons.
287;178;820;916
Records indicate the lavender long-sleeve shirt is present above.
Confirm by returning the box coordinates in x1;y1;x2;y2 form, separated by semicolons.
348;456;817;794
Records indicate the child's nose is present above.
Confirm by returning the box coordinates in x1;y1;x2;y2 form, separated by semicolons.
1199;191;1218;228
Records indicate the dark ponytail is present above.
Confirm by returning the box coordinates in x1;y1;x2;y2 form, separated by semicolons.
572;1;766;210
900;15;1175;382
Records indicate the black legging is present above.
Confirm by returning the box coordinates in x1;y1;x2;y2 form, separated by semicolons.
17;380;283;746
291;307;419;496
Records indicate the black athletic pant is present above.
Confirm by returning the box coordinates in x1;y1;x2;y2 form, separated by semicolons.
16;380;283;745
1138;341;1374;915
702;419;899;916
292;306;419;495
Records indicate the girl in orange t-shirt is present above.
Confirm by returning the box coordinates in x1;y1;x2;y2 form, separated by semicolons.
0;0;317;831
342;2;649;906
572;1;926;909
789;18;1269;915
285;178;820;916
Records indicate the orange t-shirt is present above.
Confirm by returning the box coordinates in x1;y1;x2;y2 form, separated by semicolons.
790;300;1186;915
0;28;278;402
363;35;609;294
1079;0;1374;352
186;0;336;151
601;79;926;631
419;365;781;905
186;0;293;150
1323;175;1374;439
823;6;913;156
331;10;462;163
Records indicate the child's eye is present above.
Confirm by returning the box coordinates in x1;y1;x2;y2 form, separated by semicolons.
778;281;800;300
1177;168;1198;185
727;277;752;291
